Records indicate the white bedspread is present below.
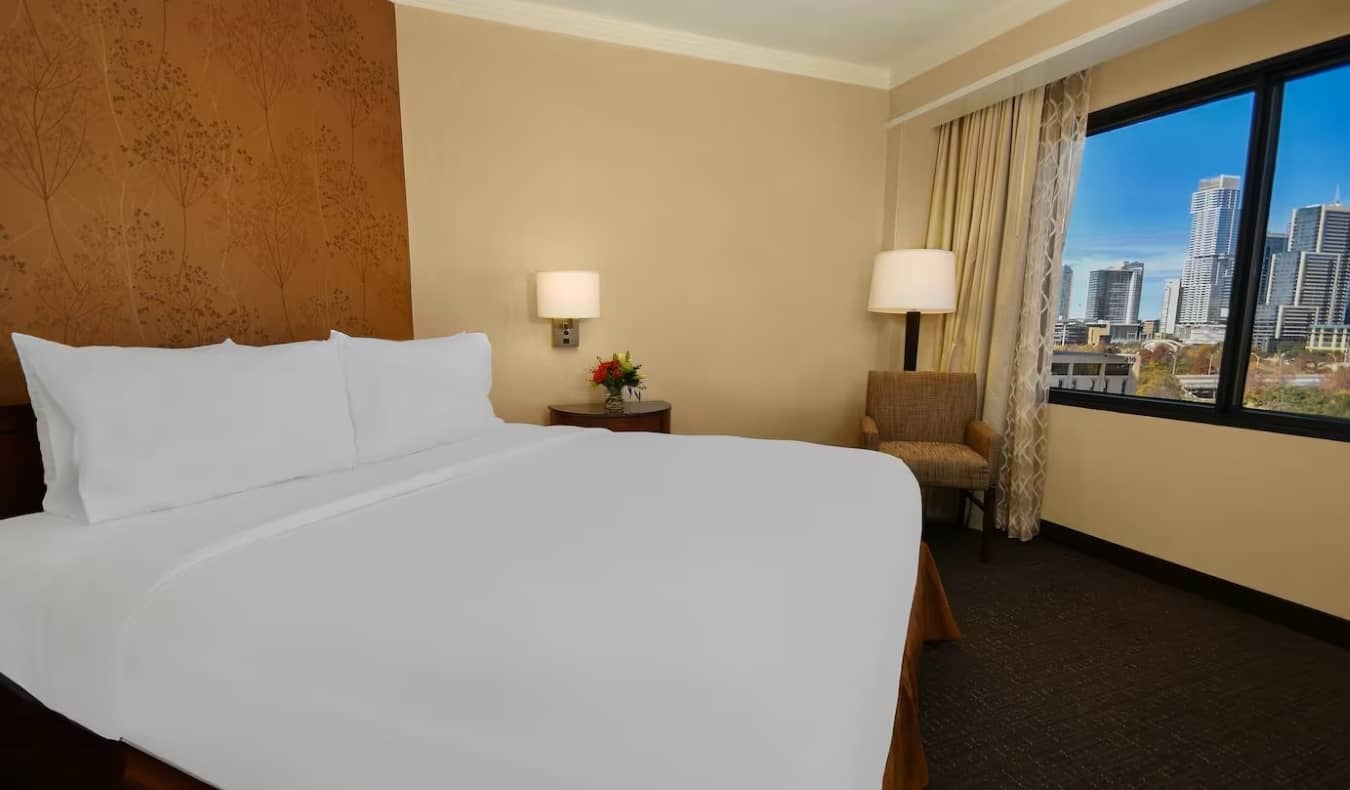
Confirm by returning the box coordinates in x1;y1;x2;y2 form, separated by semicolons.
0;424;921;789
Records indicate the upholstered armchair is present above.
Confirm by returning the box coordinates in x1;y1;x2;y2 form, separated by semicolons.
862;371;1002;562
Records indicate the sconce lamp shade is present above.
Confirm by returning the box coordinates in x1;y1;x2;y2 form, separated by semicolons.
537;270;600;318
867;249;957;314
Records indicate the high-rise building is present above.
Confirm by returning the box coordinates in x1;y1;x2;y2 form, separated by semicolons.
1265;252;1345;313
1085;262;1143;323
1059;265;1073;320
1252;201;1350;349
1288;204;1350;255
1257;232;1289;304
1187;175;1243;258
1122;261;1143;323
1179;175;1241;326
1160;278;1182;335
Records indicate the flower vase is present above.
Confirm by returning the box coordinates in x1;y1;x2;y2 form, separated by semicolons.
603;389;625;415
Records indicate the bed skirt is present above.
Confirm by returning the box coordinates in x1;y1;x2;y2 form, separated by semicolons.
1;544;959;790
884;542;962;790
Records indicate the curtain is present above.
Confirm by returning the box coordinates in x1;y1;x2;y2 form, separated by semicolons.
1001;73;1091;539
923;72;1090;540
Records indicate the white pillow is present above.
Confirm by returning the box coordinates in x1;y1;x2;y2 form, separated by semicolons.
12;335;233;521
330;331;499;463
13;335;357;523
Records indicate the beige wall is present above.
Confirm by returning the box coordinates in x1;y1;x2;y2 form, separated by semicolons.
883;0;1350;617
1044;407;1350;619
396;7;890;445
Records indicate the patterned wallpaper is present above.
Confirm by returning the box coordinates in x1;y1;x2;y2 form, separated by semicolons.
0;0;412;402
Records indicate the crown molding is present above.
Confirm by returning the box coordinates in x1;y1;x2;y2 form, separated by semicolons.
392;0;892;89
885;0;1262;128
887;0;1074;88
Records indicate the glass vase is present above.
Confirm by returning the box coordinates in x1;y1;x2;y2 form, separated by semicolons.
603;389;625;415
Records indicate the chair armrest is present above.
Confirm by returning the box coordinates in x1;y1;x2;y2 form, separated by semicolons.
965;419;1002;468
861;415;881;451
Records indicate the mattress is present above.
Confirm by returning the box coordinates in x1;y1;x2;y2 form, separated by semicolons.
0;423;922;789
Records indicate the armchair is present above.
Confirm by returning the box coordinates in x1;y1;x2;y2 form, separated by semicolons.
862;371;1002;562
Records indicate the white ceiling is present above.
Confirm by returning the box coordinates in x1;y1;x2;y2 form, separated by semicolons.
396;0;1075;88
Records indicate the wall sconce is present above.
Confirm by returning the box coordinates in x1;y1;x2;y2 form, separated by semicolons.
536;270;600;348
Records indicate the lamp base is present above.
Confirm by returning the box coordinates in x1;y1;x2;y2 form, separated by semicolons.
552;319;579;348
903;311;921;371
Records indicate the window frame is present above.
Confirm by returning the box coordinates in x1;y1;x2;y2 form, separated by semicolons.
1049;34;1350;444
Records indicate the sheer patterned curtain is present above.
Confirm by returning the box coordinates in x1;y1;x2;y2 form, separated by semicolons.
1001;72;1090;539
924;72;1089;540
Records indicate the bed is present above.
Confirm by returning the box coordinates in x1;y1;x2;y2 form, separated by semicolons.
0;398;956;789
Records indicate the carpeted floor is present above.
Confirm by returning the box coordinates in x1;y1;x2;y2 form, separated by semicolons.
919;527;1350;789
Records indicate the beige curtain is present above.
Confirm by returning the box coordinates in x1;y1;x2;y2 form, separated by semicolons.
924;72;1090;540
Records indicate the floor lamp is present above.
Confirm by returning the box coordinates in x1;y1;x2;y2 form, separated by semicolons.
868;249;957;371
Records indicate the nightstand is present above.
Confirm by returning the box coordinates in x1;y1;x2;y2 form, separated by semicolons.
548;400;672;433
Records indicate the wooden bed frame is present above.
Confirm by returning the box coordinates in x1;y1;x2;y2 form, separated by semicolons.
0;401;955;790
0;403;42;521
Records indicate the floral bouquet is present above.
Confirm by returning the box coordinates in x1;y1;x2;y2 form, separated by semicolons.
589;351;645;414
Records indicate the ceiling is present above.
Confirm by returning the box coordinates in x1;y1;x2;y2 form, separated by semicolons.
397;0;1075;88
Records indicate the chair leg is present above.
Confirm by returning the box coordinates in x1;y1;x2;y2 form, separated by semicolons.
980;485;996;563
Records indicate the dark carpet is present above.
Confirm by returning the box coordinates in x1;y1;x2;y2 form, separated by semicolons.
919;527;1350;789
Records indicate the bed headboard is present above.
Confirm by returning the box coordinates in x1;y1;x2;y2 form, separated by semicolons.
0;404;43;519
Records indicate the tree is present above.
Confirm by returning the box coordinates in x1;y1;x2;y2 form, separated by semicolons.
1245;385;1350;419
1136;364;1182;399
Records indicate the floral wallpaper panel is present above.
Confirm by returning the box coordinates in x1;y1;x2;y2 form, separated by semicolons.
0;0;413;403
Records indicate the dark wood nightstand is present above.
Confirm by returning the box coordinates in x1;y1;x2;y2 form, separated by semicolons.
548;400;672;433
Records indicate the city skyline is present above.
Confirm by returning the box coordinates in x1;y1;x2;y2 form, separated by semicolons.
1060;62;1350;321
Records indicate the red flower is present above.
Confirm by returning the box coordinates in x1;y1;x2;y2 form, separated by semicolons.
591;360;620;383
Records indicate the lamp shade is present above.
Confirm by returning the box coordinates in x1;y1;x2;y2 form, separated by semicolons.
536;270;600;318
867;249;957;314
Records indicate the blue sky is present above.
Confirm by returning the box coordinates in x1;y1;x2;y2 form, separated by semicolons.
1061;62;1350;320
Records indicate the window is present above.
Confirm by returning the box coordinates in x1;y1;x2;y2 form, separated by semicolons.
1050;362;1070;375
1056;92;1252;406
1243;64;1350;421
1050;35;1350;443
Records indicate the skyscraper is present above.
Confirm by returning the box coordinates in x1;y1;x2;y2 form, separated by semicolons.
1265;232;1290;259
1257;232;1289;304
1287;203;1350;255
1085;261;1143;323
1161;278;1181;335
1252;201;1350;348
1059;265;1073;320
1280;202;1350;325
1179;175;1241;325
